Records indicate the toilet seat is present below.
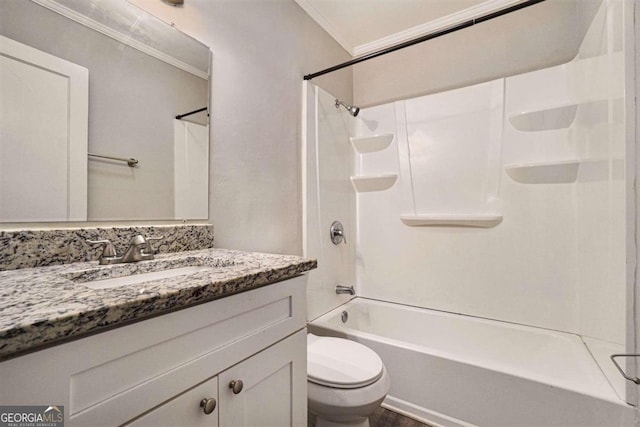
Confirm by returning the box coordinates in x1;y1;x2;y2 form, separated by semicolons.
307;334;383;389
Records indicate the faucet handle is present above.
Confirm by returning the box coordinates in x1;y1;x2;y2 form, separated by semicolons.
145;235;165;254
330;221;347;245
87;239;117;258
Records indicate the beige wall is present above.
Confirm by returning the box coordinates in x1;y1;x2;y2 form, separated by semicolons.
353;0;601;107
131;0;352;255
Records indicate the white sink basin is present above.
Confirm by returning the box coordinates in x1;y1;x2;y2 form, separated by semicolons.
81;266;213;290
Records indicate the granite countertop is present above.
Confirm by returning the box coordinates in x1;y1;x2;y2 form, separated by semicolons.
0;248;317;360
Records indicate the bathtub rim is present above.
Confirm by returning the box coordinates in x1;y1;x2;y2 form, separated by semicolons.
308;296;629;406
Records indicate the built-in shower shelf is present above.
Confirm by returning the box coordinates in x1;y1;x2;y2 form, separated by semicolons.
509;104;578;131
400;214;503;228
505;160;580;184
350;174;397;192
350;134;394;153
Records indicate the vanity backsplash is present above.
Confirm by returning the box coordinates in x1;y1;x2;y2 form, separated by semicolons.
0;224;214;271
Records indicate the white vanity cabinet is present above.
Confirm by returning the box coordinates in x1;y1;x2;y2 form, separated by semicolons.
0;276;307;427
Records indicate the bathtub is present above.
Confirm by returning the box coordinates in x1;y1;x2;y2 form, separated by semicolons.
308;298;634;427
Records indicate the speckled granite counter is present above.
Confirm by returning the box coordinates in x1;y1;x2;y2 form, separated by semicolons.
0;224;215;270
0;248;316;360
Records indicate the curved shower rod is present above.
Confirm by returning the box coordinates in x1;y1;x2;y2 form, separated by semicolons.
175;107;208;120
303;0;546;81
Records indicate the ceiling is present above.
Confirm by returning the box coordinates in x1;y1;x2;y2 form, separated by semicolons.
294;0;522;56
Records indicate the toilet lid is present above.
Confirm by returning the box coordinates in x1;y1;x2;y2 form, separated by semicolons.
307;334;384;389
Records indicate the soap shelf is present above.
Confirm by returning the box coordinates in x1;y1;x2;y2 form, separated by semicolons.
351;174;397;192
350;134;394;153
508;104;578;132
400;214;503;228
505;160;579;184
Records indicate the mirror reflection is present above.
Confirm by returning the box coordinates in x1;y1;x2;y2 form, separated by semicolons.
0;0;210;222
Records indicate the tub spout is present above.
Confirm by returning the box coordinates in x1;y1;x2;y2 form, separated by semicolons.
336;285;355;295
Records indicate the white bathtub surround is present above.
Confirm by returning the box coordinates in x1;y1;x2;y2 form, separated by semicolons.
310;298;634;427
351;0;627;403
356;77;581;334
397;79;503;225
303;82;356;321
504;49;626;346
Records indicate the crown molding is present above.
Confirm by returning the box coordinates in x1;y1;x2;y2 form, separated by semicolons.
294;0;356;55
31;0;208;79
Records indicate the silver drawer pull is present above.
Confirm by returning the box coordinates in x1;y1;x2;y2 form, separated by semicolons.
229;380;244;394
199;397;217;414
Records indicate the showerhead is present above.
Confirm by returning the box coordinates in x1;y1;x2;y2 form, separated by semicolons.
335;99;360;117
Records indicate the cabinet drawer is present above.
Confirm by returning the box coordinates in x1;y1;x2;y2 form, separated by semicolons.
70;293;291;416
124;377;219;427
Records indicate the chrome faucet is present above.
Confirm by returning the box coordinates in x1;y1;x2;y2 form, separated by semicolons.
88;234;163;265
121;235;154;263
335;285;355;295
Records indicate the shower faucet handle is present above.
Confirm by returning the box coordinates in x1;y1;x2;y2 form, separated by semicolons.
330;221;347;245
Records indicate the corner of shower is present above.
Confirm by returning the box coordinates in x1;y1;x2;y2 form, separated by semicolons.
302;81;357;322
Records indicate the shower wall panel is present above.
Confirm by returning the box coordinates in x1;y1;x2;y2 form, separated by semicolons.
356;85;580;334
574;0;626;347
304;83;356;321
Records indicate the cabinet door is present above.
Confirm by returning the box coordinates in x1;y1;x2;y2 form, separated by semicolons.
218;330;307;427
124;376;219;427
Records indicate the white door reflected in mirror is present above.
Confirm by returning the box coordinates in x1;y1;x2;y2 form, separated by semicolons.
0;35;88;222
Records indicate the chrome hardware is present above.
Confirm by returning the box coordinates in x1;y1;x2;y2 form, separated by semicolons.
330;221;346;245
88;152;139;167
199;397;217;414
145;235;165;254
87;239;118;265
341;311;348;323
121;235;154;263
88;234;160;265
335;99;360;117
611;354;640;384
336;285;355;295
229;380;244;394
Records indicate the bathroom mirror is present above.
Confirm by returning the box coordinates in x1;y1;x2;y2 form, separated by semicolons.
0;0;210;222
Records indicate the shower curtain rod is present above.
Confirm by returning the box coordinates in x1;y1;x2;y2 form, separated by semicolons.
303;0;546;81
175;107;208;120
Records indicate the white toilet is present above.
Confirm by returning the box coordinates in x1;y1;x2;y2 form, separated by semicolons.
307;333;390;427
